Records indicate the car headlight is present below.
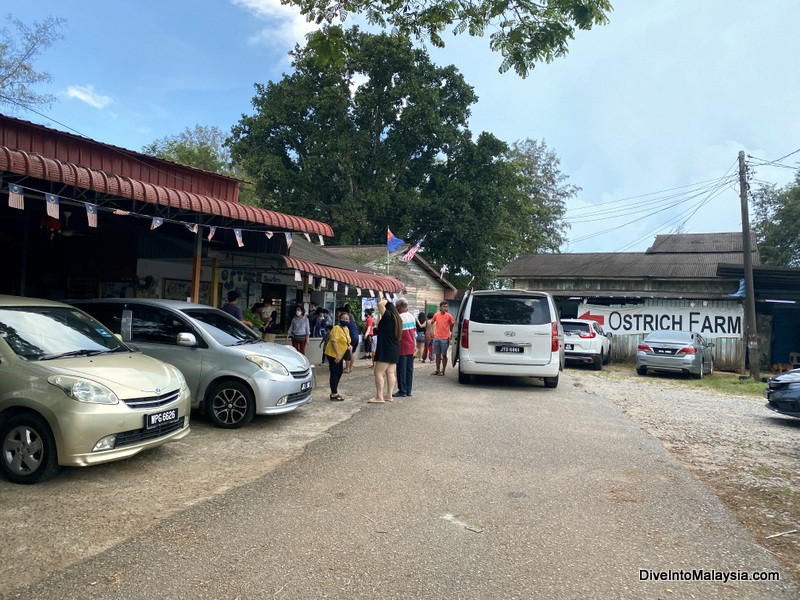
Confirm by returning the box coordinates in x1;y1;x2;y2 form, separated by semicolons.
246;354;290;376
47;375;119;405
170;366;189;391
784;382;800;391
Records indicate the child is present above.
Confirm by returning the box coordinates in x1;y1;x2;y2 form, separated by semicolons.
320;325;333;366
369;331;378;368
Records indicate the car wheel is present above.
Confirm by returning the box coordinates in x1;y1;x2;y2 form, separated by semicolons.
636;366;648;376
207;381;255;429
544;375;559;389
603;350;610;365
592;353;604;371
458;365;471;384
694;364;704;380
0;413;59;484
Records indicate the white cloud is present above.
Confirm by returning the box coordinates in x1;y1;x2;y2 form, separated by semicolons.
231;0;318;49
65;85;113;109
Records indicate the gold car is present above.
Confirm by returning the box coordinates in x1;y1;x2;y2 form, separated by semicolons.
0;296;191;484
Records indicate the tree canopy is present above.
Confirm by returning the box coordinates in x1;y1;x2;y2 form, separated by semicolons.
0;15;65;112
295;0;612;77
752;172;800;267
229;27;575;288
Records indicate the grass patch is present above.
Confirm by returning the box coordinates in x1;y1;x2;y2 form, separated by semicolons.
603;362;766;398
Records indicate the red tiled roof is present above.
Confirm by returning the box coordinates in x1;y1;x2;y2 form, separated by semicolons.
282;255;406;293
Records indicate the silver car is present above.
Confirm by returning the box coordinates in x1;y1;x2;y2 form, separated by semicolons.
636;330;714;379
71;299;313;429
0;296;191;484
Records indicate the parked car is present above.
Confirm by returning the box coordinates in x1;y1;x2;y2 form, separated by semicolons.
452;290;564;387
635;330;714;378
70;299;313;429
765;369;800;418
0;295;191;484
561;318;612;370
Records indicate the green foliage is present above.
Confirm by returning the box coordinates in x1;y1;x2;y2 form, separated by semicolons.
229;27;576;288
287;0;611;77
752;172;800;267
0;14;65;111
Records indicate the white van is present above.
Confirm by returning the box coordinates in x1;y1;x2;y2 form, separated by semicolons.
451;290;565;387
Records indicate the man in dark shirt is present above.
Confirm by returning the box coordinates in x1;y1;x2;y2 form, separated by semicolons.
221;291;252;326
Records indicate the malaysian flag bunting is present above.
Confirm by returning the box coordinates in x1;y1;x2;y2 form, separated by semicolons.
185;223;198;234
208;226;217;241
86;203;98;227
151;217;164;230
318;235;325;246
265;231;273;239
8;184;24;209
307;273;313;284
113;209;130;216
320;278;326;288
401;235;425;261
387;228;404;252
344;285;349;295
303;232;311;242
285;232;293;248
234;229;244;247
333;282;339;292
294;270;302;282
369;289;375;297
356;288;361;297
45;193;59;218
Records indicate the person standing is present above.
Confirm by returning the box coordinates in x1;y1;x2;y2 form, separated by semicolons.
395;298;417;397
340;304;360;373
422;311;435;363
369;298;401;403
221;291;252;327
414;311;427;360
363;308;375;360
324;314;351;401
430;301;455;376
263;310;278;342
287;306;310;354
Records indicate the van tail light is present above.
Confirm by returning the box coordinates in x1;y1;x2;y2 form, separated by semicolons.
638;343;652;352
461;319;469;349
677;347;697;355
551;322;559;352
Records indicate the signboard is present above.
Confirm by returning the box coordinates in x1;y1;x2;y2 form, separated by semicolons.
577;304;743;339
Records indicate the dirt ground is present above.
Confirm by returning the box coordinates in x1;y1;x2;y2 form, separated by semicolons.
568;366;800;590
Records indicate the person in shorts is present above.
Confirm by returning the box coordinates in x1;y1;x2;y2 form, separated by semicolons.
430;301;455;376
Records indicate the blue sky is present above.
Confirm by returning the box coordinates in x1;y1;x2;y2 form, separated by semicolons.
7;0;800;253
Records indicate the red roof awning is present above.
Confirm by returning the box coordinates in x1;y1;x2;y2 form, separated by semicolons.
283;256;406;293
0;146;333;237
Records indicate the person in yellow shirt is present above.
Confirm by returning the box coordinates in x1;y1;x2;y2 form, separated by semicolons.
324;312;352;401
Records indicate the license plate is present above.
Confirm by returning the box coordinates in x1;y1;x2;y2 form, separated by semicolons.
145;408;178;429
301;381;312;391
654;348;674;355
565;344;574;350
497;346;523;353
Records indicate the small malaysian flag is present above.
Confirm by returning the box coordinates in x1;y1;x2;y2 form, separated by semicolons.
234;229;244;247
113;209;130;216
208;226;216;241
86;203;98;227
45;193;59;218
151;217;164;230
185;223;198;234
8;184;24;209
285;232;293;248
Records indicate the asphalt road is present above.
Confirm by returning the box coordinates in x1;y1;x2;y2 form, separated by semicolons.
2;363;795;599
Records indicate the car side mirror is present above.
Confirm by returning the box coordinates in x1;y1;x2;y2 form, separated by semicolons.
606;332;613;338
176;332;197;346
707;342;715;348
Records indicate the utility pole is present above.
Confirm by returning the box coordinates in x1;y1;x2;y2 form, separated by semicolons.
739;150;760;379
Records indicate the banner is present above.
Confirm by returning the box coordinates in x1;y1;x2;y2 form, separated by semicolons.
577;304;743;338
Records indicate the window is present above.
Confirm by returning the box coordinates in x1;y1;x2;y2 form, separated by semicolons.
470;296;551;326
131;306;191;345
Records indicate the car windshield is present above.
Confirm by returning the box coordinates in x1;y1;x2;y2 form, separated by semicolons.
470;295;551;325
0;306;128;360
182;308;261;346
563;321;591;334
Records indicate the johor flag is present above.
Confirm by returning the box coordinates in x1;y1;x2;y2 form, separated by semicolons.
86;203;98;227
46;193;59;218
285;232;293;248
151;217;163;230
402;235;425;261
387;228;404;252
8;184;24;209
234;228;244;247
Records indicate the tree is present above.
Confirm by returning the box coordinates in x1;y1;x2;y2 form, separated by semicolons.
752;173;800;267
0;15;65;112
298;0;612;77
143;125;257;204
230;27;576;288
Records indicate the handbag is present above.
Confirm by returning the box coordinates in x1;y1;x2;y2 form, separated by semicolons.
292;334;307;343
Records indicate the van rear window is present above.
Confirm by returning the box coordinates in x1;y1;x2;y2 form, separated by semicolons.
470;296;551;325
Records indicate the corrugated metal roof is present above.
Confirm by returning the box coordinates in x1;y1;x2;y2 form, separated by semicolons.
0;146;333;237
647;232;759;257
543;289;743;301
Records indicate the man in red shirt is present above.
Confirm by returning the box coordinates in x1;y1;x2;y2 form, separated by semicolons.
430;301;455;376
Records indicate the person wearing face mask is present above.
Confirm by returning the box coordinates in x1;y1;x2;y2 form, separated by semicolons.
324;312;351;401
286;305;310;354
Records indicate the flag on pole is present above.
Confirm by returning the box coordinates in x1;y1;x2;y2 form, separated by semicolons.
285;232;293;248
401;235;425;261
8;184;24;209
86;203;98;227
234;228;244;247
45;193;59;218
185;223;198;234
387;228;404;252
151;217;163;230
208;226;217;241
